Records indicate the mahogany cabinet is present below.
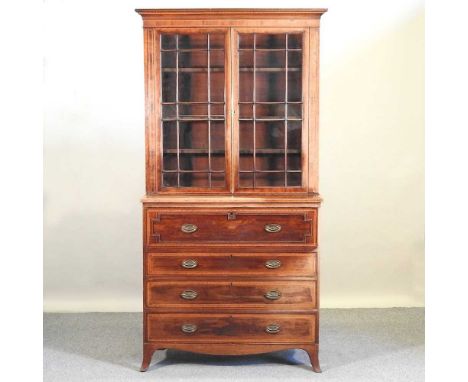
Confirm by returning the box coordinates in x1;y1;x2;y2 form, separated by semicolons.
136;8;326;373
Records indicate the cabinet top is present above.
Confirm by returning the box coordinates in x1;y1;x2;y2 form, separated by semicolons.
136;9;327;27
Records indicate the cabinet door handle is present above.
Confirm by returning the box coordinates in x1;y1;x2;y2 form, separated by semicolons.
265;324;281;334
265;259;281;269
181;223;198;233
180;290;198;300
181;259;198;269
264;290;282;300
264;223;281;233
181;323;198;333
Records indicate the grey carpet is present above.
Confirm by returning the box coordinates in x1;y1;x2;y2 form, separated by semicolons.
44;308;424;382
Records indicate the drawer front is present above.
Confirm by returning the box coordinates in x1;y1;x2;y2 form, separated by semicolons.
146;253;316;277
146;313;316;343
145;281;316;307
145;208;316;246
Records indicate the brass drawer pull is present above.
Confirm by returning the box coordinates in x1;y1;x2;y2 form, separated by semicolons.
181;259;198;269
264;290;282;300
181;323;198;333
265;223;281;233
181;223;198;233
265;259;281;269
180;290;198;300
265;324;281;334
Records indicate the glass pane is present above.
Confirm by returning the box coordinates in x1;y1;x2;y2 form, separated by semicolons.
256;72;285;102
162;72;176;102
161;35;176;50
163;121;177;149
237;32;304;189
287;121;301;150
162;173;178;187
256;104;285;119
256;34;286;49
256;51;285;68
180;172;209;187
179;34;207;49
256;172;285;187
179;72;208;102
256;154;285;171
209;34;225;49
163;154;177;171
287;154;301;171
179;122;208;150
288;34;303;49
256;121;284;150
211;121;225;151
179;51;207;68
180;154;208;171
239;155;254;171
239;34;254;49
160;32;227;189
239;172;254;187
179;104;208;118
161;51;176;68
287;172;302;186
211;173;225;187
239;122;253;151
239;72;253;102
288;71;302;102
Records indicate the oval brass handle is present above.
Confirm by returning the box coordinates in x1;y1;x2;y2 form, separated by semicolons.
181;259;198;269
265;223;281;233
265;259;282;269
181;223;198;233
181;323;198;333
264;290;282;300
265;324;281;334
180;290;198;300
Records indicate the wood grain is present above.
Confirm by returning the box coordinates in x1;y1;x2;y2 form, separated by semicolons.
146;313;316;343
146;252;316;277
137;8;325;374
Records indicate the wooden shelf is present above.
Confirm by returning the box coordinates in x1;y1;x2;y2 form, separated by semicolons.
164;149;225;155
161;48;225;52
239;170;301;173
238;48;302;52
239;117;302;122
162;117;225;122
163;149;300;155
162;67;225;73
239;149;301;155
239;67;301;72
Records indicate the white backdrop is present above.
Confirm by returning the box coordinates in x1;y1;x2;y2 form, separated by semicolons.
43;0;424;311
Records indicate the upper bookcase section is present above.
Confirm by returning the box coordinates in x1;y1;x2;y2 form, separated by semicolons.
135;9;327;28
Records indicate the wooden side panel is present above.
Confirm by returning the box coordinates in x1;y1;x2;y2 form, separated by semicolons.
308;28;320;193
143;28;158;194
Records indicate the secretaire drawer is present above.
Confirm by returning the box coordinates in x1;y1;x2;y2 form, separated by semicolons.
145;208;317;247
146;253;316;277
146;313;316;343
145;280;316;308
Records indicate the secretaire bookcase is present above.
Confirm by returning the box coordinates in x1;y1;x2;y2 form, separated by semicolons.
136;8;327;373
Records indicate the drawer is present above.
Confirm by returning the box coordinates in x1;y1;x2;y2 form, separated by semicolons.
146;253;316;277
145;208;317;247
146;313;316;343
145;280;316;308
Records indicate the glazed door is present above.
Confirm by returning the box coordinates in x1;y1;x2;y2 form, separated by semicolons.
157;29;231;192
232;29;309;193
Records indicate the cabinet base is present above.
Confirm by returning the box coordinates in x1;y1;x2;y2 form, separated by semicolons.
140;342;321;373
